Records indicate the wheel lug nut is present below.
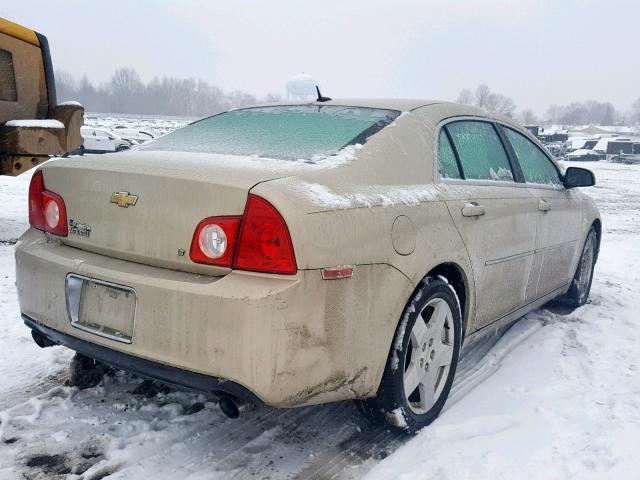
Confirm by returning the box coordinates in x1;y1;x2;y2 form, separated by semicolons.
425;363;429;371
430;350;435;360
429;338;433;347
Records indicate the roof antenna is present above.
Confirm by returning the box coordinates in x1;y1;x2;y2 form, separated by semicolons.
315;85;332;102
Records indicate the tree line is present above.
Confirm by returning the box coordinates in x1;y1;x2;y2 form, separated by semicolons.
55;67;281;117
57;69;639;126
457;84;639;126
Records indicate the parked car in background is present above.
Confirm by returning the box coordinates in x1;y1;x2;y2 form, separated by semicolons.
80;126;130;154
113;127;156;145
544;141;569;159
17;100;600;433
566;148;605;161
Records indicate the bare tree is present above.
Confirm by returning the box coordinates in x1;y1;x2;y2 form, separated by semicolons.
108;68;144;113
54;68;278;116
519;109;538;125
631;98;640;124
544;105;562;124
543;100;620;125
227;90;258;109
456;88;474;105
455;84;516;118
485;93;516;118
54;70;77;102
474;85;492;109
264;93;283;103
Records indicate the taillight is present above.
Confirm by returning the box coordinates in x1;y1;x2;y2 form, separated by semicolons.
28;170;46;230
234;195;297;275
28;170;68;236
189;194;297;275
190;216;241;267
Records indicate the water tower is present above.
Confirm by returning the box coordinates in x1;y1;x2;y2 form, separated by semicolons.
286;73;319;101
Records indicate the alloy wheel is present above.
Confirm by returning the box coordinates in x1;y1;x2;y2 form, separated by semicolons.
403;297;454;414
576;233;596;302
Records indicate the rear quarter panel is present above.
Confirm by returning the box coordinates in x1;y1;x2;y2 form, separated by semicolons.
250;111;476;373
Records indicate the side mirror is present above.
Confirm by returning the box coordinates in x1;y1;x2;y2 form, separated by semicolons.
563;167;595;188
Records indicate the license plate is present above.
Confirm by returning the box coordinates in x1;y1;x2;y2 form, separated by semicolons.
66;275;136;343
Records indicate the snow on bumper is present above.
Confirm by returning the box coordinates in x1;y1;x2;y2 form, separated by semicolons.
15;229;411;407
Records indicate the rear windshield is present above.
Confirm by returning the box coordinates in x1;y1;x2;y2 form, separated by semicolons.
142;105;400;161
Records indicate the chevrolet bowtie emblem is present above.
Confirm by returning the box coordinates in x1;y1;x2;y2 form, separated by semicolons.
110;192;138;208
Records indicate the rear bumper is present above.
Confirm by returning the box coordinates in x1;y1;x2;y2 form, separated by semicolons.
24;314;261;403
15;228;412;407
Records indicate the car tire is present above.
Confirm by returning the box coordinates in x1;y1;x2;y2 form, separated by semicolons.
68;353;113;389
559;227;597;308
357;276;462;433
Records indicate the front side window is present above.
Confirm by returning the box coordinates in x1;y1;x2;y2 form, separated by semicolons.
438;130;462;179
143;106;400;161
0;48;18;102
446;121;514;181
503;128;562;186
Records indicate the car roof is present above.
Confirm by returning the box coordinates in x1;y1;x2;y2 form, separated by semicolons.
243;99;510;124
310;98;443;111
248;98;442;112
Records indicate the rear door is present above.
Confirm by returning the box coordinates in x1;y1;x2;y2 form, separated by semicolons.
500;127;581;297
438;120;538;329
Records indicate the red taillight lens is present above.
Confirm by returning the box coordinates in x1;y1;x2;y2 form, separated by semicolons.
190;195;297;274
28;170;46;230
234;194;297;275
28;170;68;236
190;216;241;267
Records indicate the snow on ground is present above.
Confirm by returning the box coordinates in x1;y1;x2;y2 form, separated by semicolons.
0;170;32;243
84;113;195;138
0;154;638;479
367;162;640;480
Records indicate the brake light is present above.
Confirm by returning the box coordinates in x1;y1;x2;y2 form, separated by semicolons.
190;194;297;275
28;170;45;230
190;217;241;267
28;170;68;236
234;195;297;275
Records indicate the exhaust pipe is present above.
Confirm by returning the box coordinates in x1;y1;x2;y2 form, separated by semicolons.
31;330;56;348
218;394;256;419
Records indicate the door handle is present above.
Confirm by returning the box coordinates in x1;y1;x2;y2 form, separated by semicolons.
538;200;552;212
461;203;486;217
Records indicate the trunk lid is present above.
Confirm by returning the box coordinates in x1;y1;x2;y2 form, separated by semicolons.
41;151;297;275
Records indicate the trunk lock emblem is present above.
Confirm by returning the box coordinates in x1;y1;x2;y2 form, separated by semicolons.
110;192;138;208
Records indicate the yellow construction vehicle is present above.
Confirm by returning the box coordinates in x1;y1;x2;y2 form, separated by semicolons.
0;17;83;176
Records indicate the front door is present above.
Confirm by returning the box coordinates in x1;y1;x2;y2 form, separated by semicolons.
499;126;582;297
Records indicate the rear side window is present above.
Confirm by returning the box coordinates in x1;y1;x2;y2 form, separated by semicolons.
0;49;17;102
143;106;400;161
447;121;514;181
438;130;462;179
503;128;562;186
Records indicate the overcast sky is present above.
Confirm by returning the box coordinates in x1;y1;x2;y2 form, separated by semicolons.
2;0;637;114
